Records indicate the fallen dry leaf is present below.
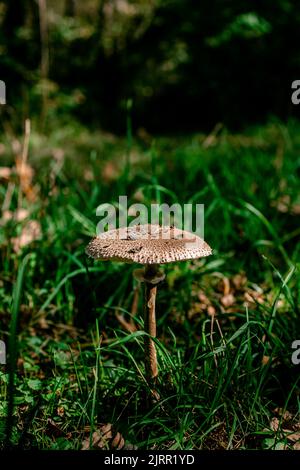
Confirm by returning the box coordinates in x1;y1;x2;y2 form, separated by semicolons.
84;168;94;181
244;290;265;307
262;355;270;365
111;432;125;450
270;417;279;432
266;409;300;448
102;161;120;183
0;167;12;179
232;273;247;290
207;305;216;316
57;406;65;418
2;208;29;223
133;189;145;203
11;220;41;253
221;293;236;308
81;423;131;450
15;158;38;202
274;408;293;421
222;277;231;296
271;194;300;215
282;429;300;443
291;204;300;215
198;292;210;304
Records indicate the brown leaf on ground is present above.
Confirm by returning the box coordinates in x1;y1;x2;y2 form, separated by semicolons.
266;409;300;448
2;208;29;223
0;167;12;180
111;432;125;450
81;424;113;450
243;289;265;307
189;290;216;318
222;277;231;296
282;430;300;443
271;194;290;213
221;293;236;308
15;158;37;201
207;305;216;316
271;194;300;215
270;417;279;432
81;423;133;450
84;168;94;181
274;408;293;421
102;161;120;183
261;355;270;365
190;272;268;322
37;316;49;329
11;220;41;252
291;204;300;215
232;273;247;290
198;292;210;304
57;406;65;417
133;189;145;203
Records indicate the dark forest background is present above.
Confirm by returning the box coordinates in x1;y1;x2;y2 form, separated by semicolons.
1;0;300;133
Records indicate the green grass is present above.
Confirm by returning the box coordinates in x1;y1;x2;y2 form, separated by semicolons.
0;117;300;450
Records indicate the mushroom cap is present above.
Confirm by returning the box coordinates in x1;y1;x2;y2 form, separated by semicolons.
86;224;212;265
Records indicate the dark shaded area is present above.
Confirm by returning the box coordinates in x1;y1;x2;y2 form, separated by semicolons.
1;0;300;133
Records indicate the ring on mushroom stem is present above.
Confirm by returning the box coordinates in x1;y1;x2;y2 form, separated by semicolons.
86;224;212;384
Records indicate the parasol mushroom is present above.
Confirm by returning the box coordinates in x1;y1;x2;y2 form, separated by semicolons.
86;224;212;383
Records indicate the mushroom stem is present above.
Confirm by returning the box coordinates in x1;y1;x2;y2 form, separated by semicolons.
143;264;160;380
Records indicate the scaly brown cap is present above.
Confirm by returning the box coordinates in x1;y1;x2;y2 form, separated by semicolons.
86;224;212;265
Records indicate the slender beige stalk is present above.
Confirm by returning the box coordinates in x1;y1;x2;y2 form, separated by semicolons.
143;265;159;380
144;282;158;379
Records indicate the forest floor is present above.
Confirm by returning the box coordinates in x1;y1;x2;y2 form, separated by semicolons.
0;118;300;450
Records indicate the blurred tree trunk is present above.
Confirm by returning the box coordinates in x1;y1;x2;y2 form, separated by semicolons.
65;0;76;17
38;0;49;127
